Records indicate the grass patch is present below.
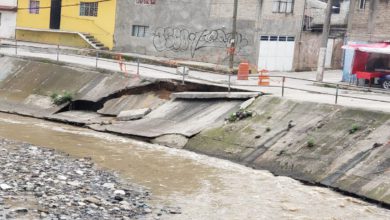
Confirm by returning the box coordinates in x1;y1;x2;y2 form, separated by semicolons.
348;124;361;134
225;111;253;123
307;138;315;148
50;91;73;105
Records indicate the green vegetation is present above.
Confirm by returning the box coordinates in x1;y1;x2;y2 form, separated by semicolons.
307;138;315;148
50;91;73;105
348;124;361;134
225;110;253;123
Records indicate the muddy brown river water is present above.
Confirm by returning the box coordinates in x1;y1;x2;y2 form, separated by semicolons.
0;112;389;219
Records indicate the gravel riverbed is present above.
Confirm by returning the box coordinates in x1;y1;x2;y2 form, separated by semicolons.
0;139;179;219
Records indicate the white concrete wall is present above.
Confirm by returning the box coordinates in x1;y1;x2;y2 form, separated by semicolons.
309;0;350;26
0;0;17;39
0;11;16;38
0;0;17;7
0;0;17;6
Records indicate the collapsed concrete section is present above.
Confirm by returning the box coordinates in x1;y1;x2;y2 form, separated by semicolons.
0;55;246;134
1;55;389;206
0;55;146;118
186;96;390;205
98;92;166;116
103;99;242;138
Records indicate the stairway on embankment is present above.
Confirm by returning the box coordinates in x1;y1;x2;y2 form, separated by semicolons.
79;33;109;50
0;54;389;207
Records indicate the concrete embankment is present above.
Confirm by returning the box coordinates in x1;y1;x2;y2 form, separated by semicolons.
0;55;389;206
186;96;390;205
0;55;253;140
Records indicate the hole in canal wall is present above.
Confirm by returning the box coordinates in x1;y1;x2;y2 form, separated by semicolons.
59;80;245;113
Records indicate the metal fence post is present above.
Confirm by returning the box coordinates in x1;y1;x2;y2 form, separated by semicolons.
335;84;339;104
15;40;17;55
56;44;60;62
95;51;99;68
282;76;285;97
228;74;231;92
182;66;186;85
137;58;140;76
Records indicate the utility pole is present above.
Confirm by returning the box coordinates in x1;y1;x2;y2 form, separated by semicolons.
316;0;333;82
229;0;239;74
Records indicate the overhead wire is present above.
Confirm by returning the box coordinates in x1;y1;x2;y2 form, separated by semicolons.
17;0;112;10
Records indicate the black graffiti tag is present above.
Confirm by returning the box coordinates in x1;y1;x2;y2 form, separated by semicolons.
153;27;249;57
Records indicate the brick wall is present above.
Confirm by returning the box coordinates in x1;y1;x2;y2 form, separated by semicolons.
348;0;390;42
294;32;344;71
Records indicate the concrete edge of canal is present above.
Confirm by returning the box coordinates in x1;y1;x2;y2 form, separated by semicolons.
0;55;389;208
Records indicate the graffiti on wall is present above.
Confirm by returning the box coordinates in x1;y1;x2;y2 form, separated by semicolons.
135;0;156;4
152;27;249;58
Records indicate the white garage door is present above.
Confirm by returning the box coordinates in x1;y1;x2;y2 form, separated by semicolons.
258;36;295;71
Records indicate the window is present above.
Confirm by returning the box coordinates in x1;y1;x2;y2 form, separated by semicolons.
332;0;341;14
260;36;269;41
80;2;98;17
132;25;149;37
359;0;366;10
260;35;295;42
272;0;294;13
29;0;40;14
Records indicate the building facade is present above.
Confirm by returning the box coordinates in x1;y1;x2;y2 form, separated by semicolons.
347;0;390;42
114;0;261;66
16;0;117;49
257;0;307;71
295;0;349;71
114;0;348;71
14;0;349;71
343;0;390;81
0;0;17;39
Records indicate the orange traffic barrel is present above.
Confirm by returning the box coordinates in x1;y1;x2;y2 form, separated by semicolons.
258;69;270;86
237;62;249;80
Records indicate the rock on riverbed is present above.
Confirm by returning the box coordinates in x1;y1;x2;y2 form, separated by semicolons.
0;138;174;219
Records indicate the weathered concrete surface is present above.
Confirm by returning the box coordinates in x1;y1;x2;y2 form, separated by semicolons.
152;134;189;149
186;96;390;205
171;92;261;100
46;111;112;125
98;92;167;116
240;97;256;110
105;99;241;138
0;56;152;119
75;74;147;103
0;56;146;104
117;108;152;121
23;94;54;109
0;55;247;135
0;101;62;118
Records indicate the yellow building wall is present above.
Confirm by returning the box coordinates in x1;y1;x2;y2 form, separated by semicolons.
61;0;117;49
17;0;51;29
16;0;117;49
16;30;92;48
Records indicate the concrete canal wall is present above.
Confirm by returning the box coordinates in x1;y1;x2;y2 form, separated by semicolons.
186;97;390;205
0;55;389;206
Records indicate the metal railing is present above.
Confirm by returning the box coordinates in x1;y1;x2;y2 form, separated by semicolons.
1;38;390;107
239;75;390;105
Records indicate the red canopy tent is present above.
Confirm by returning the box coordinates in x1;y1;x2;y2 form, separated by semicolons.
342;43;390;86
